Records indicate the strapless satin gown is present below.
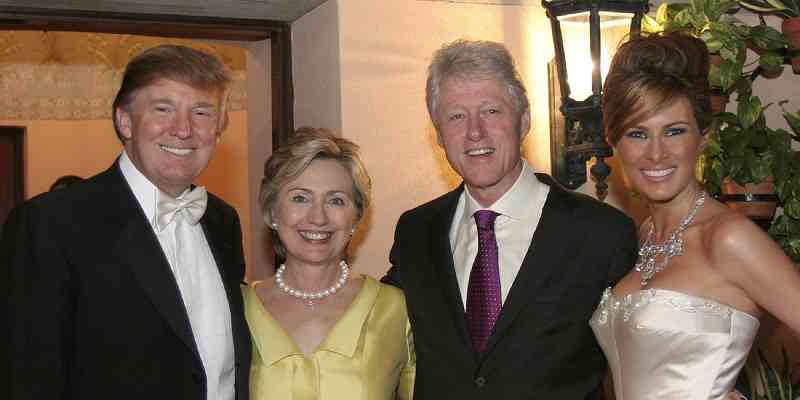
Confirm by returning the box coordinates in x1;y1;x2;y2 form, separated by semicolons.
590;287;759;400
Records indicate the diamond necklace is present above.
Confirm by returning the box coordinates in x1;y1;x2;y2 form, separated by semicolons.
275;260;350;308
635;191;706;287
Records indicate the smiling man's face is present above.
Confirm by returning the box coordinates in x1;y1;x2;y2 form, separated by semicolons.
435;76;529;207
117;78;222;196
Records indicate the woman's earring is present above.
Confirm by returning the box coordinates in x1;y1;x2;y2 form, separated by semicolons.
271;222;279;230
350;227;356;236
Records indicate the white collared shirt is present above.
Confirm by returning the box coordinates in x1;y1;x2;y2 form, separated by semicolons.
449;161;550;307
119;151;235;400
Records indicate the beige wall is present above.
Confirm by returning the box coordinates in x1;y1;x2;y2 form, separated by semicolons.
292;0;343;131
2;110;255;268
293;0;800;278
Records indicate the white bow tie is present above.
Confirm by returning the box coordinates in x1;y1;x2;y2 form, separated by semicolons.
155;186;208;232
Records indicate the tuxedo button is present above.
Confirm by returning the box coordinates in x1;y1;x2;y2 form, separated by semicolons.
475;376;486;387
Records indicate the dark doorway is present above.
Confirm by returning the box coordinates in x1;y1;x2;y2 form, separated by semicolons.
0;126;24;228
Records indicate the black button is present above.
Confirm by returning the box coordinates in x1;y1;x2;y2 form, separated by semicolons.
475;376;486;387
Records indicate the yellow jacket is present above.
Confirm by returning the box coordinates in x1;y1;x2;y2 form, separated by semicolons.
243;276;415;400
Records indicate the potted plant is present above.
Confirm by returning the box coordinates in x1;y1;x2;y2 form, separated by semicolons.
738;348;800;400
737;0;800;73
702;81;791;227
768;102;800;262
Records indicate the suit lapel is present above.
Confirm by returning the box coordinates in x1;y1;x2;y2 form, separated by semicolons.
429;186;474;351
483;177;574;355
105;164;202;360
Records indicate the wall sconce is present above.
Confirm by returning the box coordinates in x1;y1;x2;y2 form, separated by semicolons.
543;0;648;199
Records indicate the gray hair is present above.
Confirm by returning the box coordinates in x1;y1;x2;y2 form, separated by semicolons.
259;127;372;259
426;39;530;126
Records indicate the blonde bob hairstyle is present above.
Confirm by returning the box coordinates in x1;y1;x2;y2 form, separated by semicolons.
259;127;372;259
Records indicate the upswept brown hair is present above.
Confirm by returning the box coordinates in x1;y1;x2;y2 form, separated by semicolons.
112;45;231;141
426;39;530;127
602;32;711;146
259;127;372;259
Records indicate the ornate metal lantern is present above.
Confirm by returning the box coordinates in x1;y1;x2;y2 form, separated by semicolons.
543;0;648;199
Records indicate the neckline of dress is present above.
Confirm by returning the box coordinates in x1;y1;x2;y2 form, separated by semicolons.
604;287;760;322
247;275;372;360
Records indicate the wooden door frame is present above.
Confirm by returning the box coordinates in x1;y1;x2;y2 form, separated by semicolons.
0;126;24;226
0;6;294;147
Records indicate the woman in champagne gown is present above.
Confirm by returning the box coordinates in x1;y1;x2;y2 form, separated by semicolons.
590;32;800;399
244;128;414;400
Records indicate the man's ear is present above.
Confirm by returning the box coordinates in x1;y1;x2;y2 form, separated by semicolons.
216;90;230;134
519;108;531;140
116;107;133;140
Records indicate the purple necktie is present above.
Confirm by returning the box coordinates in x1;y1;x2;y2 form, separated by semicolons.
465;210;501;353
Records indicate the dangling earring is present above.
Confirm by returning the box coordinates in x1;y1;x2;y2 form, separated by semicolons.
271;222;279;230
349;227;356;236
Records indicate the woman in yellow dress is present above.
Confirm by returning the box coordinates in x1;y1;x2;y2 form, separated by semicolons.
244;127;415;400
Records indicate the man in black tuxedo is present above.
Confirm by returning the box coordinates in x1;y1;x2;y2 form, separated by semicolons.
1;45;250;400
383;39;638;399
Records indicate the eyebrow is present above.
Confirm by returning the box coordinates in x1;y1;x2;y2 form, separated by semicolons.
286;187;350;197
149;98;176;105
148;98;218;109
192;102;218;109
629;120;692;129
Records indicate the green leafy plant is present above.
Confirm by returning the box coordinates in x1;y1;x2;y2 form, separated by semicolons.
703;82;790;193
739;348;800;400
768;102;800;262
739;0;800;19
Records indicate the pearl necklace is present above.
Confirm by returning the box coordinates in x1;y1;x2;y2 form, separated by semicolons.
635;191;706;287
275;260;350;308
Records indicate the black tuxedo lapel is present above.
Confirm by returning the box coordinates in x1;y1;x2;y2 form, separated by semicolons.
429;186;473;351
483;177;575;356
104;165;202;361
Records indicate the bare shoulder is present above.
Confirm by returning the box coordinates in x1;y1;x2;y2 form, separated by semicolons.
702;206;787;277
705;209;765;252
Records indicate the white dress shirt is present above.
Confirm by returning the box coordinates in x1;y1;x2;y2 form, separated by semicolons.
119;151;235;400
449;161;550;307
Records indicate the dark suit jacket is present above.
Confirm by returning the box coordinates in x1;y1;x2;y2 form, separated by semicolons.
384;173;638;400
1;163;251;400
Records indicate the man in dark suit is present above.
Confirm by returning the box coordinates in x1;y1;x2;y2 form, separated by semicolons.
383;39;638;399
1;45;250;400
